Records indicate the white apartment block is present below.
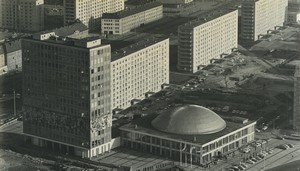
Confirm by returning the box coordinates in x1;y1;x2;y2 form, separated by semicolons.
101;2;163;35
111;36;169;112
241;0;288;41
177;9;238;73
63;0;124;30
0;0;44;32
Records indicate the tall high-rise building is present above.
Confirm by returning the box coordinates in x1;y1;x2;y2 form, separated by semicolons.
0;0;44;32
22;32;112;158
241;0;288;41
111;36;169;112
294;65;300;130
63;0;124;30
177;8;238;73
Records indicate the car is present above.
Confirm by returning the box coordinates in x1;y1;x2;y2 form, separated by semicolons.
287;144;294;148
256;156;263;160
260;151;268;156
255;128;261;133
267;149;273;154
283;144;290;149
247;159;255;164
262;126;268;131
238;165;245;170
230;166;239;171
240;163;248;168
241;147;251;153
251;158;257;162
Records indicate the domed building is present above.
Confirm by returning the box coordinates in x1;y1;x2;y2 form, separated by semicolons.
152;105;226;135
120;104;256;167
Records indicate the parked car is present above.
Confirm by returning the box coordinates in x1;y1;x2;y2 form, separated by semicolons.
241;147;251;153
240;163;248;168
247;159;255;164
230;166;239;171
267;149;273;154
262;126;268;131
287;144;294;148
251;157;257;162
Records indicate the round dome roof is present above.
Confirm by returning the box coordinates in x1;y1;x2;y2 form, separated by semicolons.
151;105;226;135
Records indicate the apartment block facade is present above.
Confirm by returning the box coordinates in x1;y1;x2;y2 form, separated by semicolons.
101;2;163;35
241;0;288;41
0;0;44;32
63;0;124;30
22;33;112;158
111;36;169;112
177;9;238;73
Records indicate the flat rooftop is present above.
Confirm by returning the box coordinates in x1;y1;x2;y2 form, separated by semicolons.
120;110;255;145
178;7;237;31
111;35;168;61
24;36;104;49
102;2;162;19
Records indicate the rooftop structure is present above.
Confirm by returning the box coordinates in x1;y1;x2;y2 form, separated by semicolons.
152;105;226;135
111;35;168;61
102;2;161;19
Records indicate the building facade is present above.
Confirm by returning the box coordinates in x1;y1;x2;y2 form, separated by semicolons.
177;9;238;73
63;0;124;30
241;0;288;41
0;0;44;32
159;0;194;16
22;33;112;158
287;11;300;24
120;105;256;167
111;36;169;112
294;65;300;130
4;40;22;72
288;0;300;12
101;2;163;35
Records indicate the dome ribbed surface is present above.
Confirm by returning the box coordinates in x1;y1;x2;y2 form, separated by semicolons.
151;105;226;135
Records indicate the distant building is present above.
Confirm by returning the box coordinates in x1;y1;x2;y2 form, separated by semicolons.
63;0;124;30
120;105;256;166
22;33;112;158
111;36;169;112
0;0;44;32
49;21;89;39
287;11;300;24
4;40;22;72
288;0;300;12
159;0;193;16
177;8;238;73
294;65;300;130
240;0;288;41
101;2;163;35
0;46;6;75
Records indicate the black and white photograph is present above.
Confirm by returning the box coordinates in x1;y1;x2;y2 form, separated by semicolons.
0;0;300;170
